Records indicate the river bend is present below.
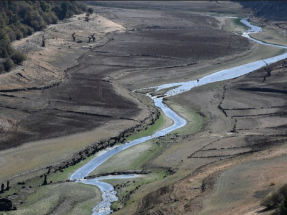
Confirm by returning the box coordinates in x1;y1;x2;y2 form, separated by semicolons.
70;18;287;215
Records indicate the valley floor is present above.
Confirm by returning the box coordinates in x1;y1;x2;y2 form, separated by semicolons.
1;1;287;215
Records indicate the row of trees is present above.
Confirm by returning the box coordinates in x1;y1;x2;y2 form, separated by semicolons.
0;1;91;73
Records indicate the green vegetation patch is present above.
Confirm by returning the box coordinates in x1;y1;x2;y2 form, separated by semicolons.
103;170;167;211
6;183;101;215
223;17;249;32
0;1;93;73
47;155;96;182
164;100;207;137
89;139;164;176
126;110;170;142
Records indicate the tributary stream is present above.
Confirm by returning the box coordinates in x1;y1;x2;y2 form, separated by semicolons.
70;18;287;215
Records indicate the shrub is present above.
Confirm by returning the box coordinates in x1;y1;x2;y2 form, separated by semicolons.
10;50;27;64
4;58;15;71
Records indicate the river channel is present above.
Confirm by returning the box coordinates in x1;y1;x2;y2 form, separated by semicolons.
70;18;287;215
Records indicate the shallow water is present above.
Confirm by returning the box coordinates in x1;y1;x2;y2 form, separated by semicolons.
70;18;287;215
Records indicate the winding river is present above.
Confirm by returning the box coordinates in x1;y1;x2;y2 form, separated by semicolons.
70;18;287;215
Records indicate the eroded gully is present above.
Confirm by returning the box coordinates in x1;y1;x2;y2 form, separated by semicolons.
70;18;287;215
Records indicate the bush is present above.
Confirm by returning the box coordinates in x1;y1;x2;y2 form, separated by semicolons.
4;58;15;71
10;51;26;64
87;8;93;14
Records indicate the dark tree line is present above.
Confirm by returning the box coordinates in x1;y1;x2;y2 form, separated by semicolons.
0;1;91;73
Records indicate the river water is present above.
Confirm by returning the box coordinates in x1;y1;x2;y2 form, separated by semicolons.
70;18;287;215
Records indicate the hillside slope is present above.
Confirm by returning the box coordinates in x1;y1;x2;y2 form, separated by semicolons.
238;1;287;21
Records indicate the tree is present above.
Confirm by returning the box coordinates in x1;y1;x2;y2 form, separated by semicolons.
15;29;23;40
0;1;90;72
0;37;14;58
5;26;16;41
78;2;87;12
87;7;94;14
19;24;28;36
24;10;33;23
60;2;68;19
279;198;287;214
3;58;14;71
40;2;51;12
52;5;62;19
